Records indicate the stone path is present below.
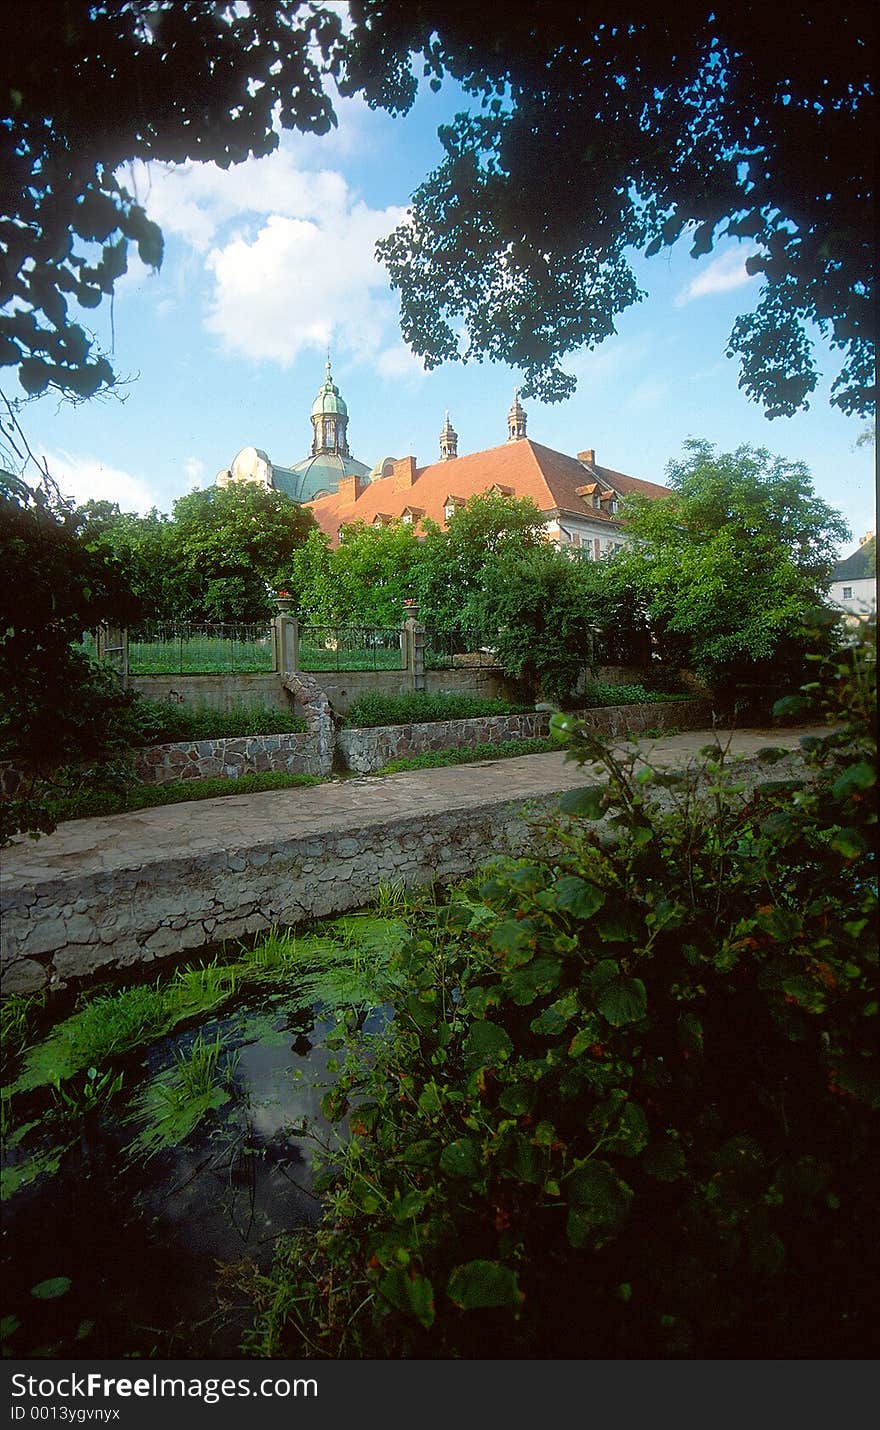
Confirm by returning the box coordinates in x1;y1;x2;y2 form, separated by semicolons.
1;726;820;994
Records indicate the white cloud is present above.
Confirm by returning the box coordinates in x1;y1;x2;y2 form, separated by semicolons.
204;200;408;365
41;449;162;514
184;456;206;487
126;152;352;251
675;248;758;306
376;343;428;383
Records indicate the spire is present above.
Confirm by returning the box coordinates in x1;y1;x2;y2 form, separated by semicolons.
310;356;351;458
507;388;527;441
439;409;458;460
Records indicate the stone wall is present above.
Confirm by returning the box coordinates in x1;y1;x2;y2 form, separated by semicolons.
338;699;711;774
128;699;711;783
0;794;574;994
128;666;520;714
132;731;330;783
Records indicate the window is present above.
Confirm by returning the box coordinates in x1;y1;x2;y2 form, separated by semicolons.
843;585;853;599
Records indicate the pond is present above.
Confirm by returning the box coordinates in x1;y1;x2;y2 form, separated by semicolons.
0;916;399;1359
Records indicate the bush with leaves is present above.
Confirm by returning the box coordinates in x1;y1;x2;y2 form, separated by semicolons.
0;472;142;843
247;620;877;1359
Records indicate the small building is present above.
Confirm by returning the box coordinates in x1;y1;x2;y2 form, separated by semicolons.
828;533;877;618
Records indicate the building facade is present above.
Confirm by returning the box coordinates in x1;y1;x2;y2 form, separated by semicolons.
216;369;669;549
828;534;877;618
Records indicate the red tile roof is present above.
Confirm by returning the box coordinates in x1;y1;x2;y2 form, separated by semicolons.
306;438;669;544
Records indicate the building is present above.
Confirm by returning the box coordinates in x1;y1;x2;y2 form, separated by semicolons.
828;533;877;618
306;393;669;555
215;360;370;503
215;368;669;549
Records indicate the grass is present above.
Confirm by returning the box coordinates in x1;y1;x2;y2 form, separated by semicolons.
123;1034;239;1160
344;691;531;728
129;634;273;675
124;695;307;747
581;681;693;707
44;771;323;823
380;735;560;774
5;915;407;1101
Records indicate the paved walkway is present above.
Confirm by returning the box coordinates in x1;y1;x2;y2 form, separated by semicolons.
2;726;817;887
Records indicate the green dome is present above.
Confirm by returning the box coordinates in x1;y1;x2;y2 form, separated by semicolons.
311;360;348;418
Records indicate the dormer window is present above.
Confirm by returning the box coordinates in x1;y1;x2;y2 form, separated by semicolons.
443;494;465;522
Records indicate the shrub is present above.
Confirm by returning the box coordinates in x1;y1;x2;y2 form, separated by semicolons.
246;622;877;1359
120;695;306;746
344;692;529;728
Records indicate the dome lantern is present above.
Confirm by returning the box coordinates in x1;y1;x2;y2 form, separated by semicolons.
310;358;351;457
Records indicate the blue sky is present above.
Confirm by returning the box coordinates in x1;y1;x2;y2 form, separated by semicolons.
16;78;876;556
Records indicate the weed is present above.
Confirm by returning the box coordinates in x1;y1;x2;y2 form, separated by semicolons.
380;735;558;773
44;770;322;823
124;1034;240;1161
344;691;531;729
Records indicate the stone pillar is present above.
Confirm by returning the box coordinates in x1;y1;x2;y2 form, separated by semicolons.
403;616;425;692
274;596;299;673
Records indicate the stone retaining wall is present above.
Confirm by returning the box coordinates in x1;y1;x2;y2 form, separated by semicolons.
0;795;571;994
338;699;711;774
131;730;330;783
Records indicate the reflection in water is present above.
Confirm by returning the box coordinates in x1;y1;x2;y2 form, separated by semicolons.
1;996;378;1358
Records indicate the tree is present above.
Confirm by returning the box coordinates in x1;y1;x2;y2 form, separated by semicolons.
1;0;344;401
614;438;851;698
168;482;317;624
346;1;875;417
3;4;873;418
468;545;622;705
0;471;140;843
414;490;547;632
291;520;424;626
75;500;195;622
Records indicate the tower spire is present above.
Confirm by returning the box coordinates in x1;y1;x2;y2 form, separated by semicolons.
439;409;458;460
507;389;527;441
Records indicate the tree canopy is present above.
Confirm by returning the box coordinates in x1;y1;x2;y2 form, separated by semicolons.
2;2;874;418
351;1;875;417
79;482;317;625
613;438;851;695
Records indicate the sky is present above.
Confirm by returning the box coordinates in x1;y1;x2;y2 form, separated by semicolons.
11;75;877;558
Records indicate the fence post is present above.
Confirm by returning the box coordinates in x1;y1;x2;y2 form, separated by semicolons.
402;615;425;692
97;623;129;689
274;596;299;673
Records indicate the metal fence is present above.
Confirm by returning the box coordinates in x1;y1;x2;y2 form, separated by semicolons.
298;625;404;672
423;631;500;671
127;622;275;675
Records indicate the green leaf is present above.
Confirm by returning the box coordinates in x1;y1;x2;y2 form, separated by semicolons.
0;1316;21;1340
490;919;536;963
31;1276;72;1300
464;1021;514;1068
830;829;867;859
439;1138;482;1178
379;1268;436;1328
499;1084;532;1115
642;1137;686;1181
598;975;647;1026
530;992;579;1034
565;1159;632;1229
832;761;876;798
447;1260;522;1310
554;876;607;919
558;785;606;818
507;956;562;1006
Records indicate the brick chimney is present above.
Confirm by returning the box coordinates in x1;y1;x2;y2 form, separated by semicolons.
392;455;417;491
337;473;362;505
578;448;597;466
